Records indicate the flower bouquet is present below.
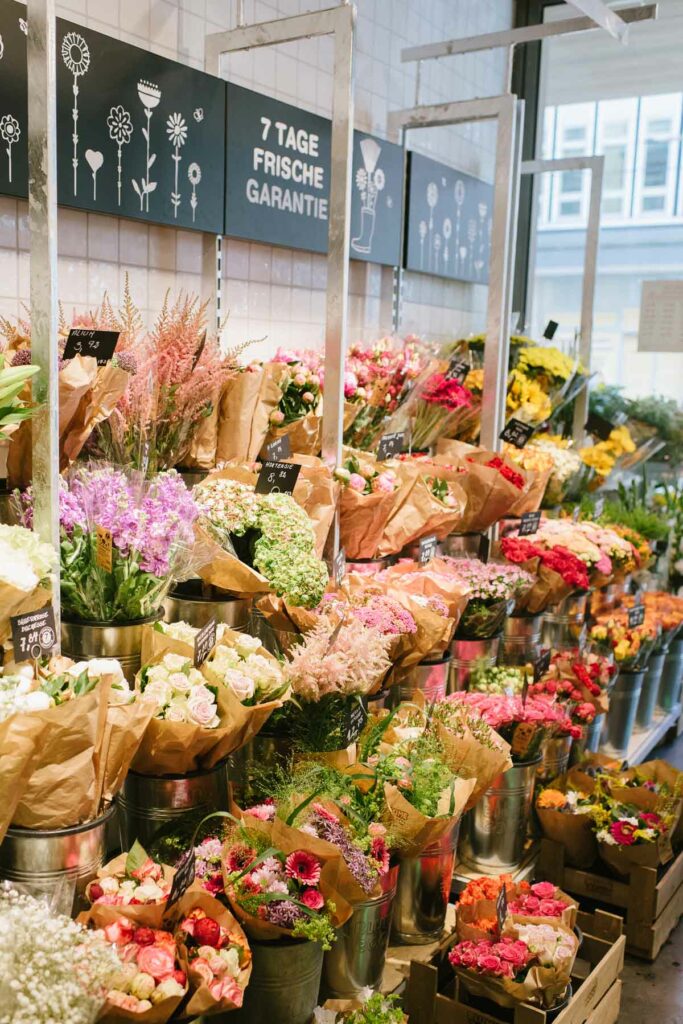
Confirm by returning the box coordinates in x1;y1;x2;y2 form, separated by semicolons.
530;435;584;507
315;992;406;1024
376;455;467;556
541;649;616;715
193;470;329;606
456;876;577;944
335;449;400;559
468;664;527;696
588;619;658;671
0;884;119;1024
502;443;553;515
382;357;475;450
99;917;188;1021
85;842;173;929
18;464;198;625
528;674;595;740
175;889;251;1014
499;535;590;615
0;523;55;644
447;693;574;764
430;698;512;810
436;440;532;533
261;358;322;456
535;783;599;868
608;758;683;848
215;361;282;463
449;918;577;1011
343;339;424;452
222;817;351;948
443;558;534;640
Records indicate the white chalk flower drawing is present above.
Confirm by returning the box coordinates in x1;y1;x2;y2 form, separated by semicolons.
193;108;204;123
0;114;20;183
188;162;201;223
166;111;188;217
61;32;91;197
133;80;161;212
19;19;27;36
107;105;133;207
0;34;4;61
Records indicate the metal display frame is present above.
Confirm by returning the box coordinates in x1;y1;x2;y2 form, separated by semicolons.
388;96;523;452
522;155;604;442
205;5;356;476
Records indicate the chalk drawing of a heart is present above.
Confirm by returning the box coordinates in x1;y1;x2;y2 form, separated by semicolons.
85;149;104;200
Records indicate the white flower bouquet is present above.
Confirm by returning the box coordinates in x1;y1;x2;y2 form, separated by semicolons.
85;842;174;929
140;652;221;728
203;631;288;706
0;524;55;643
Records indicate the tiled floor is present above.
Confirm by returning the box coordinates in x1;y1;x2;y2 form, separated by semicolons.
618;730;683;1024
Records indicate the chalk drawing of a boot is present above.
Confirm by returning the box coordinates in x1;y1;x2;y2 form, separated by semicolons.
352;137;384;254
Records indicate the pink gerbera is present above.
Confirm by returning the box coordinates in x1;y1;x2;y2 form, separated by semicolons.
371;835;390;874
285;850;322;887
225;843;257;873
609;820;638;845
300;888;325;910
640;812;664;829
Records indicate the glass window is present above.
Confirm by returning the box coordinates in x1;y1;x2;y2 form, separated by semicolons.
595;98;638;222
635;94;681;218
644;140;669;187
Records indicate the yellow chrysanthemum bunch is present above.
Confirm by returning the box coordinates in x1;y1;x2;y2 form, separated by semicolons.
579;425;636;479
465;368;484;393
506;369;552;424
517;345;577;383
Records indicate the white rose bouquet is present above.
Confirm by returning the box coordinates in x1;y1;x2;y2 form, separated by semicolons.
0;523;55;643
203;632;288;706
140;652;220;728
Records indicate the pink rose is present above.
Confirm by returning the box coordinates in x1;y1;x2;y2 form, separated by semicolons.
191;957;215;987
538;899;563;917
104;919;135;945
348;473;367;493
523;895;540;913
372;471;396;495
477;954;504;974
137;945;176;981
531;881;556;899
457;948;478;969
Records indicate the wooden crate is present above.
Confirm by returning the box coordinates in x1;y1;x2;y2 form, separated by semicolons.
537;837;683;960
382;906;459;994
403;910;625;1024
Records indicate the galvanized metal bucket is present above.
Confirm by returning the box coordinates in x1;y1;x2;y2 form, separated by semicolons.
228;732;294;809
537;736;572;782
501;614;543;666
459;758;539;873
321;865;398;998
164;582;250;632
391;822;459;944
440;533;484;560
570;714;604;764
542;592;588;651
118;762;229;849
658;639;683;712
229;938;323;1024
394;653;451;705
449;636;500;693
61;615;160;683
635;650;667;731
601;669;645;757
0;804;116;914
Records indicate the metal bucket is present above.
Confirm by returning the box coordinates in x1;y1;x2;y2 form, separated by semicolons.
542;592;587;650
229;938;323;1024
0;804;116;915
163;588;250;631
601;669;645;757
449;637;500;693
570;714;604;764
635;650;667;730
346;557;390;575
118;762;229;849
394;653;451;705
501;614;543;666
440;533;484;560
391;822;459;944
61;615;159;683
537;736;572;782
658;639;683;712
459;758;539;873
321;865;398;998
228;732;294;809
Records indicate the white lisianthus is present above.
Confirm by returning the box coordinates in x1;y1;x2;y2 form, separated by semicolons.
596;828;617;845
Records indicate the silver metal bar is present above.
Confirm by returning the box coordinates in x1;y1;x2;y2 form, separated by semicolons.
27;0;61;635
236;0;245;29
201;234;222;334
400;4;656;62
566;0;628;40
503;99;525;363
206;6;348;73
388;95;516;134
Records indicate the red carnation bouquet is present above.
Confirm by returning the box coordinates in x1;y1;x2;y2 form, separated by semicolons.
381;357;475;451
499;535;590;614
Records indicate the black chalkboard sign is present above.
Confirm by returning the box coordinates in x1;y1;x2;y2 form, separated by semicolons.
404;151;493;284
419;534;438;565
376;431;405;461
166;847;196;908
496;884;508;934
628;604;645;628
343;698;368;746
585;411;614;442
500;419;534;449
519;511;541;537
194;617;217;668
479;534;490;564
0;5;225;232
265;434;291;461
350;131;404;267
543;320;559;340
255;460;301;495
63;328;119;365
10;605;58;661
534;649;551;681
444;358;470;384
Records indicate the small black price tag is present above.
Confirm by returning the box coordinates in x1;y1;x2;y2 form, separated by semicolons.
654;538;668;555
534;648;551;681
543;319;559;340
255;460;302;495
444;357;470;384
265;434;291;461
343;700;368;746
496;884;508;934
500;418;534;449
593;497;605;518
419;534;438;565
166;847;196;908
194;617;217;668
585;411;615;442
334;548;346;588
376;431;406;461
10;605;58;661
63;328;120;365
519;511;541;537
628;603;645;628
479;534;490;564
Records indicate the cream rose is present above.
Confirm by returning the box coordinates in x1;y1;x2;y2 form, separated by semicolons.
223;669;255;703
187;694;218;728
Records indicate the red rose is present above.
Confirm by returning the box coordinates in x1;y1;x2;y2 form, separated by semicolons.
89;883;104;902
477;954;504;974
194;916;222;948
133;927;156;946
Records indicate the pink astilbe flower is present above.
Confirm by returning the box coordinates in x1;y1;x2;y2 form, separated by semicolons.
283;618;391;701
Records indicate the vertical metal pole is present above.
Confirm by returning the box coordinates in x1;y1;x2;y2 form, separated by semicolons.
573;158;603;443
480;96;517;452
320;9;354;472
27;0;61;633
202;234;222;335
504;100;525;353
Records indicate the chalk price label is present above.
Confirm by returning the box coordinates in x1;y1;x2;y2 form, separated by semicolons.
63;329;120;365
255;460;302;495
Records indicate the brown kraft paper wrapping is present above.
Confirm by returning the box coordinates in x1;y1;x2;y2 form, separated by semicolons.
223;815;352;941
456;889;578;943
0;711;51;843
11;682;110;830
83;854;176;929
97;698;158;805
382;777;476;858
61;361;131;465
610;758;683;846
289;454;339;558
340;486;397;560
172;889;252;1016
377;470;467;557
508;466;552;516
437;440;531;534
536;805;597;869
0;581;52;646
183;401;220;470
216;367;264;464
433;715;512;811
261;410;322;458
380;559;471;621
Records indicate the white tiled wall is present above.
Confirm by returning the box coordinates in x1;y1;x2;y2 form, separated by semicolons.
0;0;513;358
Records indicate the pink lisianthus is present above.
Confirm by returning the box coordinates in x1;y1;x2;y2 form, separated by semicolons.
348;473;367;492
